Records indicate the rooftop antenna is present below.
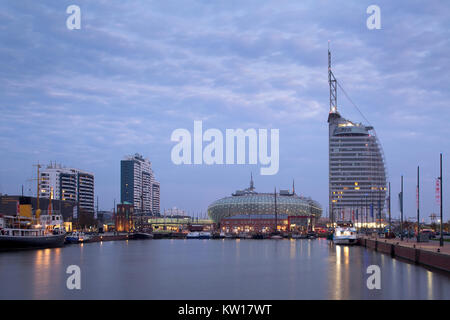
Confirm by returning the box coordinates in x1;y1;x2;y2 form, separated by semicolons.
328;41;338;114
250;172;255;191
292;179;295;195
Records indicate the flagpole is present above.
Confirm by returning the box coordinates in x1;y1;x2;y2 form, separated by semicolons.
400;175;404;241
417;166;420;242
439;154;443;247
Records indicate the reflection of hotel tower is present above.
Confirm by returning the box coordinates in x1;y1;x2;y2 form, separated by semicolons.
327;49;387;222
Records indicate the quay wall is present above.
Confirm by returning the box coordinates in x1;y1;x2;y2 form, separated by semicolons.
360;238;450;273
90;234;130;242
419;250;450;272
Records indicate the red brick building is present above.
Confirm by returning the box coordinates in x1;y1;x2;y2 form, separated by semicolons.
115;203;134;232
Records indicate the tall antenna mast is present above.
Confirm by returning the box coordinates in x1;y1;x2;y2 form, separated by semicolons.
328;41;337;114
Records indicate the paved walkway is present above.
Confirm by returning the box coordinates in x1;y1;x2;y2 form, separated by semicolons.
360;235;450;255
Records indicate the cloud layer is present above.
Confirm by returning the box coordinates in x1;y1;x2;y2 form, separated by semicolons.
0;0;449;220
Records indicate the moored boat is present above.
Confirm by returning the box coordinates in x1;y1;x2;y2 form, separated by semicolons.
251;233;267;239
291;232;307;239
333;227;357;245
224;233;237;239
198;231;211;239
132;232;154;240
186;231;200;239
0;214;66;250
307;231;318;239
65;231;92;244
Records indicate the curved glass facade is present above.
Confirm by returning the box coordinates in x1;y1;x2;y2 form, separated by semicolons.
208;192;322;223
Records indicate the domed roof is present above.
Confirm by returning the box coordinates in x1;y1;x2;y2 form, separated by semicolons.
207;177;322;223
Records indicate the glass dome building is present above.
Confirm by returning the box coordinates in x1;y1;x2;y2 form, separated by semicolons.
207;176;322;224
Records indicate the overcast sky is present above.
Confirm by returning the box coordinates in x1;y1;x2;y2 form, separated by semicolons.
0;0;449;221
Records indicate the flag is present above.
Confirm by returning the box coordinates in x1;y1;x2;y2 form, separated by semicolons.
435;179;440;205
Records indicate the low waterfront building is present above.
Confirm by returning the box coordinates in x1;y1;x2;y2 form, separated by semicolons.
207;176;322;229
221;214;313;233
115;202;134;232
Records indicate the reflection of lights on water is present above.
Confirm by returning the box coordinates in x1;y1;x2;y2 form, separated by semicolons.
307;241;311;258
33;248;62;299
427;271;433;300
343;246;349;265
336;245;341;265
290;239;296;259
334;245;341;299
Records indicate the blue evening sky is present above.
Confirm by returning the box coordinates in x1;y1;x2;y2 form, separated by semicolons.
0;1;449;221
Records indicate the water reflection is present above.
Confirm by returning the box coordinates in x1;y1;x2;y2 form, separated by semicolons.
32;248;62;299
427;271;433;300
289;239;296;260
0;240;448;299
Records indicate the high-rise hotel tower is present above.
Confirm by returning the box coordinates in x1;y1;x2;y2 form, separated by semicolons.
121;153;160;215
327;48;387;223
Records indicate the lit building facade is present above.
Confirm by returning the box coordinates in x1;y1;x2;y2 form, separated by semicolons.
120;153;160;215
207;177;322;227
327;49;387;223
221;214;313;234
152;181;160;216
39;163;95;214
115;202;134;232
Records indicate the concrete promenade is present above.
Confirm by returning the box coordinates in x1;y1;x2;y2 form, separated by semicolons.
359;235;450;273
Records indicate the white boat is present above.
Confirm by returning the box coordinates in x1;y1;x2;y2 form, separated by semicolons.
199;231;211;239
270;234;283;239
186;231;211;239
66;231;92;244
186;232;200;239
333;227;357;245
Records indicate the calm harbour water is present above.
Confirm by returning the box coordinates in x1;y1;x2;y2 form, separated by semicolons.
0;238;449;300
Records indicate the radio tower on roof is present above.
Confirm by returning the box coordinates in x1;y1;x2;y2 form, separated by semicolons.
328;41;338;119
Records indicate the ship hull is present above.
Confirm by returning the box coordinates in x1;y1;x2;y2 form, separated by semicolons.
132;232;154;240
0;233;66;250
333;237;357;245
